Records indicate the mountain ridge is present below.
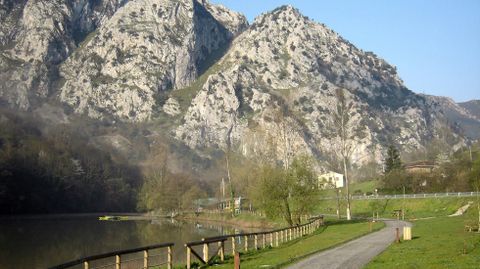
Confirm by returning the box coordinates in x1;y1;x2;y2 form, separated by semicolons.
0;0;478;168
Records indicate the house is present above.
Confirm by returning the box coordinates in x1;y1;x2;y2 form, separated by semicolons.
318;171;344;189
404;160;436;174
219;197;250;214
194;197;250;214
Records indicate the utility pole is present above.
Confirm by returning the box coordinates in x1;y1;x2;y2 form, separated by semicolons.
402;185;406;220
221;177;225;199
469;145;473;162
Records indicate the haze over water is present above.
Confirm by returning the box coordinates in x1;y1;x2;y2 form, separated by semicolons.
0;216;254;269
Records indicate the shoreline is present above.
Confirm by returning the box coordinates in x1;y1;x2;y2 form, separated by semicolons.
176;213;278;230
0;212;146;220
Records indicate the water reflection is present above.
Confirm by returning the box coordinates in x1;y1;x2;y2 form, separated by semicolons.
0;216;260;269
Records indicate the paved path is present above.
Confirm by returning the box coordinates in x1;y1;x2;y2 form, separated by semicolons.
287;220;411;269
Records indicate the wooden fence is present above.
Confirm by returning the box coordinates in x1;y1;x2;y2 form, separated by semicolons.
49;242;174;269
184;216;324;269
50;216;324;269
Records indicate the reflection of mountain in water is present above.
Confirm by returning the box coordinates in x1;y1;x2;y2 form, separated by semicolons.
0;216;247;269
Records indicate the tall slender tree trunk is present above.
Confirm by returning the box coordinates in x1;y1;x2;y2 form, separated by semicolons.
336;188;341;219
283;198;293;226
225;154;235;217
343;156;351;220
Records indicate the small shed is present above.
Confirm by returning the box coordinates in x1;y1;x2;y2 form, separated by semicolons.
404;161;436;174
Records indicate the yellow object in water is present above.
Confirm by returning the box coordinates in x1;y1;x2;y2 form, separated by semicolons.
98;216;128;221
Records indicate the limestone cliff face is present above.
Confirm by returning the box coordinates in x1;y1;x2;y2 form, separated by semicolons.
173;6;463;164
59;0;247;121
424;95;480;140
0;0;127;109
0;2;477;166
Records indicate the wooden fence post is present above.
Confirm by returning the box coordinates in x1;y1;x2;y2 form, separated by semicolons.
269;233;273;247
231;236;236;256
203;242;209;264
275;232;279;247
234;252;240;269
167;245;172;269
244;235;249;252
262;233;266;248
143;250;148;269
218;241;224;261
254;234;258;250
186;246;191;269
115;255;120;269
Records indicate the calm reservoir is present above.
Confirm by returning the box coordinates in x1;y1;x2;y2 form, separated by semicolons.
0;215;256;269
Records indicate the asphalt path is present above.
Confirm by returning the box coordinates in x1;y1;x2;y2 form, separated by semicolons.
287;220;411;269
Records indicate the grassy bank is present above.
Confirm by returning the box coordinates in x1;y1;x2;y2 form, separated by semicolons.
318;180;381;197
317;196;476;219
212;220;384;269
177;212;285;229
366;214;480;268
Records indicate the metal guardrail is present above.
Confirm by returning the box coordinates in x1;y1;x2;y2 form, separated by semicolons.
49;242;174;269
184;216;324;269
321;192;480;200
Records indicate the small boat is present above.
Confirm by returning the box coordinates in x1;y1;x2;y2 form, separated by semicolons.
98;216;128;221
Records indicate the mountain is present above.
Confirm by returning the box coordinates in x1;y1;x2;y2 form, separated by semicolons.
0;0;129;109
171;5;466;164
59;0;247;121
422;96;480;140
0;1;478;168
459;100;480;120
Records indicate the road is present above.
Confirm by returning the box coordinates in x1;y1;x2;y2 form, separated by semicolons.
286;220;411;269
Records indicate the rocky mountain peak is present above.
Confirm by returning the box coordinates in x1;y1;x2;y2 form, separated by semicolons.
174;5;469;165
0;0;127;110
0;2;477;168
59;0;247;121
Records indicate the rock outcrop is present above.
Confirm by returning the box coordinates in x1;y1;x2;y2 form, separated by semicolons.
0;2;477;166
59;0;247;121
173;6;465;164
0;0;127;109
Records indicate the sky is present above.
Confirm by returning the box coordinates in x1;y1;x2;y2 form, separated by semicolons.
211;0;480;102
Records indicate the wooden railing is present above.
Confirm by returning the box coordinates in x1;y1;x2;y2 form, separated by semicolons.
184;216;324;269
50;216;324;269
49;242;174;269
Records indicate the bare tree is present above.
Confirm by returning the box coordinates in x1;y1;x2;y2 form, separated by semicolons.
273;112;299;170
331;88;359;220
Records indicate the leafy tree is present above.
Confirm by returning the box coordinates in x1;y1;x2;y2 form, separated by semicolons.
384;145;402;174
251;156;318;225
0;112;140;214
287;156;318;223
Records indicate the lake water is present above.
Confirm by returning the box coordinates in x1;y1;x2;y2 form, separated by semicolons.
0;215;258;269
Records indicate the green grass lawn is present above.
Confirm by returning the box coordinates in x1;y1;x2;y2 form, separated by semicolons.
317;196;476;219
180;211;286;229
318;180;381;197
211;220;385;269
366;215;480;269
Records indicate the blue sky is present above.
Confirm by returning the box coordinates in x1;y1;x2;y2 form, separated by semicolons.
211;0;480;102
